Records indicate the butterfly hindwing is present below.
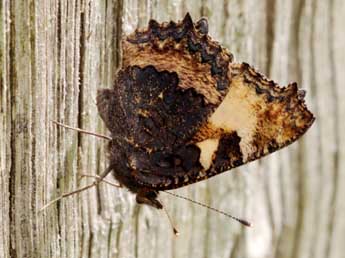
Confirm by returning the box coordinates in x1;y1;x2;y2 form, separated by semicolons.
97;65;215;189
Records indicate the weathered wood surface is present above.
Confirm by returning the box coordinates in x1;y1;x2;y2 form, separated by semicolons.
1;0;344;257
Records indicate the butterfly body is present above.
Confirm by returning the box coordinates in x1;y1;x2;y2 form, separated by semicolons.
96;13;314;209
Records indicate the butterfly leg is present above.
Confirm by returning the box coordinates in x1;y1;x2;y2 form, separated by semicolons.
40;166;115;210
136;189;163;209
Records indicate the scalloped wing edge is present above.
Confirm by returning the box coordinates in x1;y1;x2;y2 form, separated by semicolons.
122;13;233;105
187;62;315;181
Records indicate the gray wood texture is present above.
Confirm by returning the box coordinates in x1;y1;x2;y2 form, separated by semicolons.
1;0;344;257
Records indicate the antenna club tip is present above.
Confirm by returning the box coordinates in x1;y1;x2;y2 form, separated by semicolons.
173;229;180;236
239;219;253;227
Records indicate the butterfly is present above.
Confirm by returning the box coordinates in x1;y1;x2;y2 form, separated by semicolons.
95;12;315;214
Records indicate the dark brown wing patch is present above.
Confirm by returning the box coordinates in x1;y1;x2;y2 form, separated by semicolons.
114;65;218;150
97;88;126;139
122;13;232;105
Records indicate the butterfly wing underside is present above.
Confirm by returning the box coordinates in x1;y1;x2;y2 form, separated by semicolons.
191;63;315;182
97;13;314;192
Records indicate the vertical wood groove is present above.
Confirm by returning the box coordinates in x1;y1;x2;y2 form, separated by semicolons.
29;1;38;256
8;1;17;257
325;0;339;257
308;0;321;255
265;0;276;74
1;0;344;257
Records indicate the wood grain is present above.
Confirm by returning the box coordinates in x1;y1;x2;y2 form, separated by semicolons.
1;0;344;257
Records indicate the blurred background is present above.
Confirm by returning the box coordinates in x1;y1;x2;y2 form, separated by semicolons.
1;0;344;257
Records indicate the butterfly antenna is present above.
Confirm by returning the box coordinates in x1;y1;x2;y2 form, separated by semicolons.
78;173;121;188
162;191;252;227
52;120;111;140
40;166;116;211
157;197;180;236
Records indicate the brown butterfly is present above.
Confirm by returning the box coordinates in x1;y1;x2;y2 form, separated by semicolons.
47;13;314;230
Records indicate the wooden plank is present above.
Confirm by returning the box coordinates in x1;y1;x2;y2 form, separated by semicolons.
1;0;345;257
